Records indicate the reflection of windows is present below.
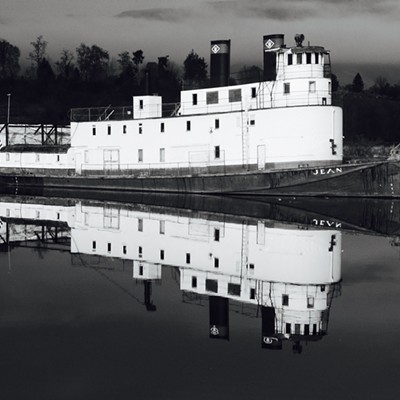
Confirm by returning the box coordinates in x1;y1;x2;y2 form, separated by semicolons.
206;279;218;293
282;294;289;306
206;91;219;104
228;283;241;296
284;82;290;94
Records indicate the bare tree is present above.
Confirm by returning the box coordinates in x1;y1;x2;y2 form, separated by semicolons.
0;39;20;79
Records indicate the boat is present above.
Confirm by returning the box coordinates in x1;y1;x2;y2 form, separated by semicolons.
0;33;399;197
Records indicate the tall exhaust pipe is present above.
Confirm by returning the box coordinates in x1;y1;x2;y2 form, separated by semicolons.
210;39;231;87
263;34;284;81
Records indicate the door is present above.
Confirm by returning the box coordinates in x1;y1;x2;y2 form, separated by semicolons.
257;145;266;170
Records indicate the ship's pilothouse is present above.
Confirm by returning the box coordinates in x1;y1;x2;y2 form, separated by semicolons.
0;198;342;352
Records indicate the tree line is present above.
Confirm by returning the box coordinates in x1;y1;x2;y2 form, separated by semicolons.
0;36;399;144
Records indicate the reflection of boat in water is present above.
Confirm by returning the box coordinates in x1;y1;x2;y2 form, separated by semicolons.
0;194;345;352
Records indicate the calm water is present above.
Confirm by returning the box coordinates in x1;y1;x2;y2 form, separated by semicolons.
0;194;399;400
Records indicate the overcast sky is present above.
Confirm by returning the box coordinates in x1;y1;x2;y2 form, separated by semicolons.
1;0;400;75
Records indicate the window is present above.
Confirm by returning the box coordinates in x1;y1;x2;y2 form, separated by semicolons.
123;125;127;134
138;246;143;257
214;119;220;129
138;123;143;134
36;211;40;219
56;155;60;162
214;258;219;268
186;253;191;264
286;323;291;334
307;296;315;308
206;91;219;104
138;218;143;232
107;125;111;135
295;324;301;334
250;288;256;300
284;82;290;94
306;53;312;64
251;87;257;98
139;265;143;276
159;220;165;234
192;93;198;105
250;119;255;126
92;125;96;135
123;245;127;255
57;213;60;220
206;279;218;293
229;88;241;102
92;241;96;251
107;243;111;252
288;54;293;65
309;81;316;93
160;249;164;260
192;276;197;288
304;324;310;335
36;154;40;162
248;263;255;270
282;294;289;306
214;228;220;241
6;153;10;161
139;99;143;109
186;121;191;131
214;146;220;159
160;122;165;133
138;149;143;162
160;148;165;162
297;53;302;64
315;53;319;64
228;283;241;296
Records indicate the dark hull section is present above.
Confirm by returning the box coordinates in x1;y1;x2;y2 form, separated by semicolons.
0;190;399;238
0;161;399;198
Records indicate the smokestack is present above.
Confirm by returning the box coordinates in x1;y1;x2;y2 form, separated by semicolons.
210;40;231;87
209;296;230;340
263;34;284;81
261;306;282;350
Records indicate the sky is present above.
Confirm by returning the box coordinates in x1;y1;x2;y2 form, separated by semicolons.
1;0;400;83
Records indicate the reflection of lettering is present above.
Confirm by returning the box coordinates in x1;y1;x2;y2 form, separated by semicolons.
312;219;342;228
210;325;220;336
312;167;343;176
263;336;278;344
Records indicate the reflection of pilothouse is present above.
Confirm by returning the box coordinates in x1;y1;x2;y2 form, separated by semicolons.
0;198;342;351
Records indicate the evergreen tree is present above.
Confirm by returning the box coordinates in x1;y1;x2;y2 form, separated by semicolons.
352;72;364;92
183;50;207;85
0;39;21;79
